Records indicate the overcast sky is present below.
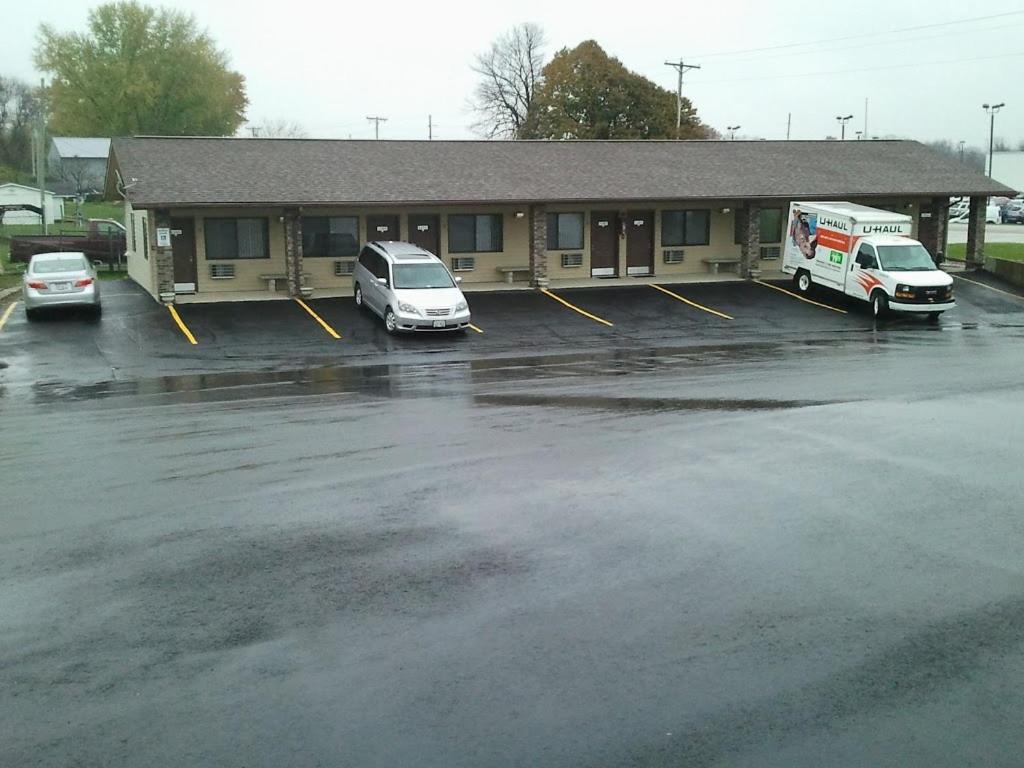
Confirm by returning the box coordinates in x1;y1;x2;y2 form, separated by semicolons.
4;0;1023;149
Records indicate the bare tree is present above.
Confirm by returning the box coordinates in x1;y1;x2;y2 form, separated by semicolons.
247;119;308;138
470;23;546;139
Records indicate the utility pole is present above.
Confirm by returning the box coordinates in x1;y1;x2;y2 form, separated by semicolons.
36;78;47;234
366;115;388;140
982;102;1005;177
863;97;868;138
958;140;966;163
786;113;791;140
664;59;701;139
428;114;433;140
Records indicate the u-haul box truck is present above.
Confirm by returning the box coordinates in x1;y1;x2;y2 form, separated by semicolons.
782;202;954;319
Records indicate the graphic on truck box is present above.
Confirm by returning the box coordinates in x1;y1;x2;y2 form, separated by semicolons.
790;209;817;259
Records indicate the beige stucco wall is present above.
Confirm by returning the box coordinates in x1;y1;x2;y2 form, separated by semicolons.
160;198;925;295
546;201;748;280
169;207;288;293
125;204;157;297
299;204;531;289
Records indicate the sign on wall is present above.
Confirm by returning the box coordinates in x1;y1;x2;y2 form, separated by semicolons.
156;227;171;248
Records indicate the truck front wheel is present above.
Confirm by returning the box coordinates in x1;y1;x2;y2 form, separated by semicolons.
871;291;889;319
794;270;812;294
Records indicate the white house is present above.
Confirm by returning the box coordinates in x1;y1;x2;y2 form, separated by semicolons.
0;183;65;226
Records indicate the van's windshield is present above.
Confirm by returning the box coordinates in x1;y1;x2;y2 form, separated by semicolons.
876;244;936;272
393;263;455;289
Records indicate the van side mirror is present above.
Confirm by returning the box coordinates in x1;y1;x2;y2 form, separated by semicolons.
377;276;388;286
454;276;463;283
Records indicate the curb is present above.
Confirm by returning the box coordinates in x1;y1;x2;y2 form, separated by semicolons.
0;285;20;301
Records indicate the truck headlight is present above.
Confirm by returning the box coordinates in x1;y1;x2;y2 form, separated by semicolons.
896;284;912;292
397;302;420;315
455;301;468;312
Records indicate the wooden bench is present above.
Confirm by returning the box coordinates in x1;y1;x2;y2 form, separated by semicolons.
496;266;531;284
701;258;741;275
259;273;310;292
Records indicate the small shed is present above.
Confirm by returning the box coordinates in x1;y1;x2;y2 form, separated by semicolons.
0;183;65;226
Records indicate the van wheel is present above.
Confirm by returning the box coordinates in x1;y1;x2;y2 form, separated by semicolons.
384;307;398;334
795;270;811;294
871;291;889;319
354;283;363;309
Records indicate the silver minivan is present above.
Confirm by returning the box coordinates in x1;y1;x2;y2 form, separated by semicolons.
353;241;471;333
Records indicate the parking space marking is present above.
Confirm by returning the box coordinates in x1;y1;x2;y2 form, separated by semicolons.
167;305;198;345
468;323;484;334
755;280;848;314
953;273;1024;300
0;301;17;332
540;288;614;327
295;299;342;339
650;284;734;320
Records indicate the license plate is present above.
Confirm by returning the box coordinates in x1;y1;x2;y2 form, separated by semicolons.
432;320;446;328
51;282;70;292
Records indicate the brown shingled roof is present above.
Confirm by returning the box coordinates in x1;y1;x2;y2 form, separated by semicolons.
108;136;1016;208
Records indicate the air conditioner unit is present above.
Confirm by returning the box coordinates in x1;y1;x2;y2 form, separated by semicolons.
209;263;235;279
663;249;685;264
561;253;583;268
759;245;781;260
334;260;355;276
451;257;475;272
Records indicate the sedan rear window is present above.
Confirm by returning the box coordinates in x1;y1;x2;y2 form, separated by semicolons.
33;257;87;274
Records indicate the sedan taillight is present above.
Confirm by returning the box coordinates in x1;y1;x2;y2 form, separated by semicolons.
75;277;94;287
27;281;47;289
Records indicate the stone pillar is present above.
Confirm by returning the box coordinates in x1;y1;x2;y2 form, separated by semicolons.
918;196;951;264
529;203;548;288
965;195;986;270
153;208;175;302
739;201;761;279
283;207;306;296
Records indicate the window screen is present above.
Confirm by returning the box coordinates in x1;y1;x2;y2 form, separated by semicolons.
448;214;503;253
304;216;359;257
546;213;584;250
204;218;269;259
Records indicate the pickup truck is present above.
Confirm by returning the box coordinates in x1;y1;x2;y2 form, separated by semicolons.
9;219;127;267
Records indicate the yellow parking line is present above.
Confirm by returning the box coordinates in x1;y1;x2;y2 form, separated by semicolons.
953;273;1024;300
755;280;847;314
468;323;484;334
540;288;614;327
167;305;198;345
295;298;341;339
651;283;733;320
0;301;18;332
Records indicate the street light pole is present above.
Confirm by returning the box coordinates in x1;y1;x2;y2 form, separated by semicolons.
726;125;740;140
982;102;1005;177
835;114;853;140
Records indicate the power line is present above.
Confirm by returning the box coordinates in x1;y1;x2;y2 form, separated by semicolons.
687;10;1024;60
689;49;1024;86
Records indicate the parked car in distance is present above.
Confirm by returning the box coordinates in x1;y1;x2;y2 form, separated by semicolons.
353;241;471;333
10;218;126;267
947;200;1000;223
23;251;102;320
1001;199;1024;224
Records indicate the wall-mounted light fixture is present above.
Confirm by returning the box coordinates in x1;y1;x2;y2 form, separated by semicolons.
720;207;731;214
515;211;526;219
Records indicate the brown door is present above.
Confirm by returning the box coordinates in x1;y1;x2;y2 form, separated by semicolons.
626;210;654;276
590;212;619;277
408;214;440;255
171;218;197;291
367;214;400;242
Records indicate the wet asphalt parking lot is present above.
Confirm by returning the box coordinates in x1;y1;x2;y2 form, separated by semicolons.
3;274;1024;767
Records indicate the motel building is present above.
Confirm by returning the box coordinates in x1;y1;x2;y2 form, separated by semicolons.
105;137;1012;303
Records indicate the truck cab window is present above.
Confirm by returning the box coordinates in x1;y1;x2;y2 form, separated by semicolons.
856;245;877;269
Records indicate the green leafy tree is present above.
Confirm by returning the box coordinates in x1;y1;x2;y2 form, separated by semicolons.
520;41;707;140
0;77;42;177
35;1;247;136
